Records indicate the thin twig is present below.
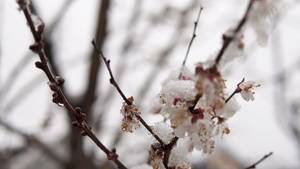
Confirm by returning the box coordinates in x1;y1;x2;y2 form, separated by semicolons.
225;77;245;103
92;40;166;147
245;152;273;169
16;2;126;168
179;6;203;79
212;0;254;70
91;40;130;105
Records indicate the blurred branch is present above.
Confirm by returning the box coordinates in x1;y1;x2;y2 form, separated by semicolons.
212;0;254;70
1;0;75;113
81;0;109;118
44;0;75;37
245;152;273;169
16;1;127;168
0;53;33;104
2;74;44;114
0;119;65;165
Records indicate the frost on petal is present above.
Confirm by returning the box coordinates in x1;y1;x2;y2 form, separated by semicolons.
130;164;152;169
152;122;174;144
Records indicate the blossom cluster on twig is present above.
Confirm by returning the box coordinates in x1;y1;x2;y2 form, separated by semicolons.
16;0;277;168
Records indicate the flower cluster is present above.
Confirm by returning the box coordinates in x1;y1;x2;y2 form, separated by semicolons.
122;0;275;168
120;97;141;133
149;64;244;168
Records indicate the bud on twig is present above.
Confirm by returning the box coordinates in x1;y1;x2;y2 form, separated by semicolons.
35;61;44;69
29;42;44;53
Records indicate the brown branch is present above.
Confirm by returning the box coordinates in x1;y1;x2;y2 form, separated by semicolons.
0;119;65;165
212;0;254;70
245;152;273;169
162;137;179;169
16;1;126;168
92;40;166;147
179;5;203;79
94;0;142;131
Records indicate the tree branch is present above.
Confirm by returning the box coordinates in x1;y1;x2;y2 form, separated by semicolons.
225;77;245;103
92;40;166;148
179;6;203;79
0;119;65;165
16;1;126;168
212;0;254;70
245;152;273;169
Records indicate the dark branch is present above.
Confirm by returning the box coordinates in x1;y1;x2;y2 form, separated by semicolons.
225;77;245;103
0;119;65;165
163;136;179;169
16;2;126;169
212;0;254;70
245;152;273;169
92;40;166;147
82;0;109;116
179;6;203;79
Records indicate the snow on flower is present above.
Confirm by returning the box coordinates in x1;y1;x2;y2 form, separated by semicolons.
152;122;174;144
215;97;240;119
237;80;261;101
168;138;192;169
120;97;141;133
159;79;197;119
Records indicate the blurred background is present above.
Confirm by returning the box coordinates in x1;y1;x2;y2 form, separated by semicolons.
0;0;300;168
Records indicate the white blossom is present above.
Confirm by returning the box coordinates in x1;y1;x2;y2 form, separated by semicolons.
120;99;141;133
238;80;260;101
